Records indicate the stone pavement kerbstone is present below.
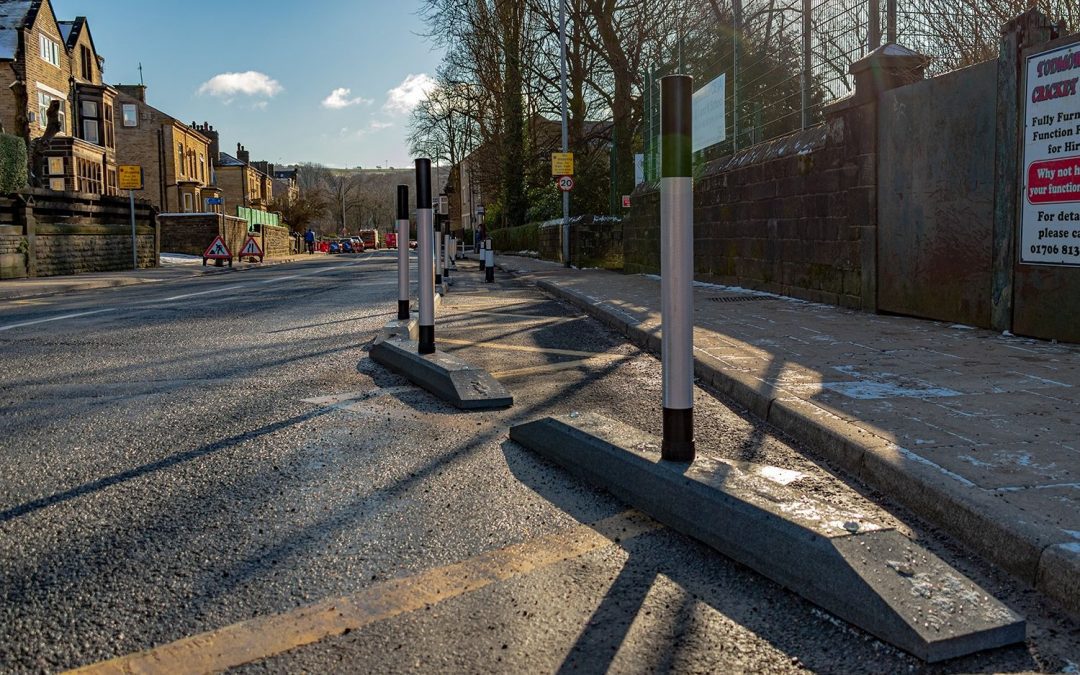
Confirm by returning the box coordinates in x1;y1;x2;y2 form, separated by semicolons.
492;255;1080;616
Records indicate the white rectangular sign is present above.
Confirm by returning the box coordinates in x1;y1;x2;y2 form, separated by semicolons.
692;73;726;153
1021;42;1080;266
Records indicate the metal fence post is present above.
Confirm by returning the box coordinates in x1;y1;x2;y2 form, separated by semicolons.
733;0;743;150
887;0;897;43
802;0;812;129
869;0;882;50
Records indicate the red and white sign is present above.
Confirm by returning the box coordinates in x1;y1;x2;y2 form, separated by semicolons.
557;175;574;192
203;235;232;260
1021;42;1080;266
239;234;264;260
622;195;632;208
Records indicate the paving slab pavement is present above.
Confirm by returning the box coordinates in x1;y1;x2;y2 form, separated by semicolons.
488;254;1080;616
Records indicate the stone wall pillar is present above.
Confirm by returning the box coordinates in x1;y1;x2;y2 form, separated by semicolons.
823;44;929;312
16;194;37;278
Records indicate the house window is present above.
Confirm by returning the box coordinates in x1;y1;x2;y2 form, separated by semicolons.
199;155;205;182
37;91;66;132
178;143;184;176
39;35;60;68
121;103;137;127
80;45;93;80
183;193;193;212
103;104;114;148
80;100;100;145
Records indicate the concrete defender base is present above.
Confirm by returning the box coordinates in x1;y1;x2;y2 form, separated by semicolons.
509;413;1025;663
370;338;513;410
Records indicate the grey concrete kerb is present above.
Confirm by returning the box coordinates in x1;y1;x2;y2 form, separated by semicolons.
510;412;1025;662
499;265;1080;617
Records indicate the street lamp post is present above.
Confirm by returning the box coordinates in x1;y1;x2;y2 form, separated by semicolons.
559;0;571;268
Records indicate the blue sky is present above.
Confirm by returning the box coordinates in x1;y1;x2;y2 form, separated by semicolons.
52;0;445;169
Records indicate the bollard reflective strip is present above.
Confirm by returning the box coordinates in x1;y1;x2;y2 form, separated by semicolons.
485;239;495;283
660;74;695;462
444;233;452;277
396;184;410;321
415;159;435;354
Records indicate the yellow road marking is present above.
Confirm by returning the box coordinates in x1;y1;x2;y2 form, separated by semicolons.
438;338;626;360
491;358;629;379
68;511;660;675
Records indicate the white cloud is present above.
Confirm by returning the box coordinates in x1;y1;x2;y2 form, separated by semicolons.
198;71;283;98
369;120;394;130
383;73;436;114
322;87;372;109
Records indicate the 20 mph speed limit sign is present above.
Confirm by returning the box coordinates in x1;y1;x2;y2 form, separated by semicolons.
557;175;574;192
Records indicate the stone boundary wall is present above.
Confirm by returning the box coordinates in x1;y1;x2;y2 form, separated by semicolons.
259;224;292;258
624;120;866;308
159;213;251;257
0;189;158;279
493;215;623;268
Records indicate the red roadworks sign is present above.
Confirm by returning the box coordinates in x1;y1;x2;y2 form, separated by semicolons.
239;234;265;261
202;235;232;267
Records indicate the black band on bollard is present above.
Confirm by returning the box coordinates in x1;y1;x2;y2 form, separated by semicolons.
661;75;693;179
415;160;431;207
662;407;694;461
396;185;409;220
418;325;435;354
398;299;409;321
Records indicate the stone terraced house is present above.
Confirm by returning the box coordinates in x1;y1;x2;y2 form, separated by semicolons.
0;0;118;194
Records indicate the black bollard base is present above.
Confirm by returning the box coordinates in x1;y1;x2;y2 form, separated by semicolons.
418;325;435;354
397;300;410;321
485;266;494;283
661;407;694;462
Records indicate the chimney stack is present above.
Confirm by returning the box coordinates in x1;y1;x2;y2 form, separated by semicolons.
237;143;249;164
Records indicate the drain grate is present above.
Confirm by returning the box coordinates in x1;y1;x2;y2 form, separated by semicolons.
707;295;773;303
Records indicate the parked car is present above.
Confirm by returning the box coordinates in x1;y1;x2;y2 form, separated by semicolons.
409;240;418;249
350;237;365;252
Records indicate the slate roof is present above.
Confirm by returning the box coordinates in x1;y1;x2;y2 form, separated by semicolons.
218;152;246;167
57;17;81;47
0;0;35;60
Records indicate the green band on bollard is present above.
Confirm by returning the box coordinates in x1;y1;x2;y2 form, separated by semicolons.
661;75;693;179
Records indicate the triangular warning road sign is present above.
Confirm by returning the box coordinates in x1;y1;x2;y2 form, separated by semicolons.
203;235;232;259
239;234;264;258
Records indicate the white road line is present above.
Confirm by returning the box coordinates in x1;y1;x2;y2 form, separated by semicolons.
153;284;246;302
0;308;117;332
0;263;365;330
149;263;361;302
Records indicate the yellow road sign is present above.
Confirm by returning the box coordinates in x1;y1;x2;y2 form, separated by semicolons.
118;165;143;190
551;152;574;176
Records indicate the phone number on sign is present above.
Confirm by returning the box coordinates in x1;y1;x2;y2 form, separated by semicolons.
1030;243;1080;256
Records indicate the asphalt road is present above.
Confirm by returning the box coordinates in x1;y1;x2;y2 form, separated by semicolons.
0;253;1076;673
